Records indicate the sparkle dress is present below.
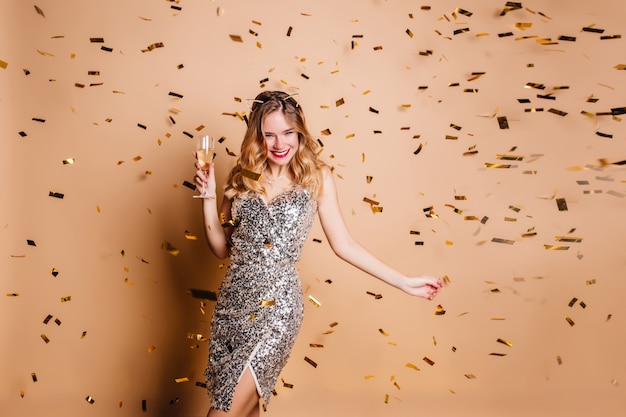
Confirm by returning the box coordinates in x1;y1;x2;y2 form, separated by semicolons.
205;186;317;411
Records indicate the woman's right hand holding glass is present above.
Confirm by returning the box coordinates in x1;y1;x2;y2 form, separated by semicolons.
194;156;217;199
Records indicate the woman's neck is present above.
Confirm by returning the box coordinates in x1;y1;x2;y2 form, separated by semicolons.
264;166;289;182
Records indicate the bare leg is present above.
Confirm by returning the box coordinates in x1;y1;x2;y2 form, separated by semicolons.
207;367;260;417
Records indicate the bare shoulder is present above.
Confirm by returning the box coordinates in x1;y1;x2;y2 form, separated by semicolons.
319;164;335;185
316;165;337;205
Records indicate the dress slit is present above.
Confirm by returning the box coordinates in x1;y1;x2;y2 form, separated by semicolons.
239;343;263;399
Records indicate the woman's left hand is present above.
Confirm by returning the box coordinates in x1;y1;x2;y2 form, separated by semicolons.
401;276;444;300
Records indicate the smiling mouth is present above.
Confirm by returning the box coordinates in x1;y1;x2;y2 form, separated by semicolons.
271;149;290;158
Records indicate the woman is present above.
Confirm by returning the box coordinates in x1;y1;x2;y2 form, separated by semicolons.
194;90;443;417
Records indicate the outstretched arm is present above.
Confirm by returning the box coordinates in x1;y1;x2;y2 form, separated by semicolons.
316;166;443;300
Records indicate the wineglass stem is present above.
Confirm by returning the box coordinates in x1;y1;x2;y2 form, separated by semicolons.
200;168;208;196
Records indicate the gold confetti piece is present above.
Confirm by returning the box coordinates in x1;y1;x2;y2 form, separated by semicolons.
492;238;515;245
0;60;7;69
175;377;189;383
556;236;582;243
62;158;75;165
41;334;50;343
260;300;276;306
497;116;509;129
525;82;545;90
6;293;20;297
406;363;420;371
364;375;375;379
187;332;206;341
434;305;446;315
241;168;262;181
423;357;435;366
86;396;95;404
548;108;568;116
161;241;180;256
132;155;142;162
497;338;513;347
489;352;507;356
455;7;473;17
565;317;575;326
544;245;569;250
378;328;389;336
147;345;156;353
465;374;477;379
33;5;46;17
304;356;317;368
60;296;71;302
308;295;321;307
484;163;512;169
497;154;523;161
229;34;243;42
363;197;379;206
366;291;383;299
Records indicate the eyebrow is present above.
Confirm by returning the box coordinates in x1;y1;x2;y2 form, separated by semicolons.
264;128;295;135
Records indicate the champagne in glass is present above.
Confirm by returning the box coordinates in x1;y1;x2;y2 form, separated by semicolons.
194;135;215;198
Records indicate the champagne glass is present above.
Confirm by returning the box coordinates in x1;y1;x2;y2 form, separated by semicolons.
194;135;215;198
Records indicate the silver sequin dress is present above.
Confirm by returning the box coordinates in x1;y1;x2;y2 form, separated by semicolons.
205;187;317;411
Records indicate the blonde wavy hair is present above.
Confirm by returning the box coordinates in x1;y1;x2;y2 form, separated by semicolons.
224;91;326;199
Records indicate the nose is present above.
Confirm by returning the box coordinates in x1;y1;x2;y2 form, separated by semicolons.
273;135;285;148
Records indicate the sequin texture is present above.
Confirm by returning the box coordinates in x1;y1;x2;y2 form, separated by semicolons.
205;187;317;411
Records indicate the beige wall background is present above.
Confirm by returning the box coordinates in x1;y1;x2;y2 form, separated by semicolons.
1;1;625;416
